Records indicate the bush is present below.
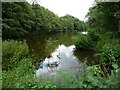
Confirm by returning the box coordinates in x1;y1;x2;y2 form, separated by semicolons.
74;30;100;50
98;42;120;71
2;40;58;88
74;34;90;49
2;40;37;88
2;58;36;88
2;40;29;70
96;31;115;49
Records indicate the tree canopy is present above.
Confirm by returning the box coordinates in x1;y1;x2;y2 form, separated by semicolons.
2;2;85;39
86;2;120;32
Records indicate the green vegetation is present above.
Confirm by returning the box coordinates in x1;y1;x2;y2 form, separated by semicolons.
2;0;120;89
2;40;57;88
72;1;120;88
74;30;100;50
86;2;119;33
2;2;85;39
2;40;35;88
60;14;86;31
74;2;120;50
51;65;120;88
98;42;120;74
2;40;120;88
2;40;29;70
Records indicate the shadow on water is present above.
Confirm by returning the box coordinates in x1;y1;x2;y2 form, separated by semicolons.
24;32;97;78
74;49;98;65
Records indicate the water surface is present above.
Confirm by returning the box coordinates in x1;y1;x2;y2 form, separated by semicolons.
25;32;96;77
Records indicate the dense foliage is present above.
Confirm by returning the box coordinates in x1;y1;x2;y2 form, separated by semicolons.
60;14;86;31
2;40;29;70
74;2;120;49
2;40;57;88
2;2;35;38
86;2;120;33
2;0;120;89
73;1;120;88
2;2;85;39
2;40;36;88
2;40;120;88
98;42;120;74
74;30;100;50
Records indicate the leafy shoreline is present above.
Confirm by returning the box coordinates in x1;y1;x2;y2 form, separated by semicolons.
2;39;120;88
2;0;120;88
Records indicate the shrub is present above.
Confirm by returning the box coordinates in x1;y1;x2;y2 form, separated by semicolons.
2;40;29;70
98;42;120;71
2;40;58;88
74;30;100;50
2;40;37;88
2;58;36;88
74;34;91;49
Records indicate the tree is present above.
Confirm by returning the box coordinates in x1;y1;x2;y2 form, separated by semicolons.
2;2;35;38
86;2;120;32
60;14;85;31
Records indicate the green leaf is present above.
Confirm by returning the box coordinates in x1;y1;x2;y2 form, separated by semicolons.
112;63;118;69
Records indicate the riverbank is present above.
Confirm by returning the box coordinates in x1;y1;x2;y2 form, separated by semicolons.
2;33;120;88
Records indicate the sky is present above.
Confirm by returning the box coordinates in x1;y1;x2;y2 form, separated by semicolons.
27;0;95;21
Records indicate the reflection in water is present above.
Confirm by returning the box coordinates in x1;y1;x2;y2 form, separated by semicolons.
25;32;76;69
74;49;97;65
24;32;97;78
36;44;82;78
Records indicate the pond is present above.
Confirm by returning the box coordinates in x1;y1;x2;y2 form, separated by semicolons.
25;32;97;78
